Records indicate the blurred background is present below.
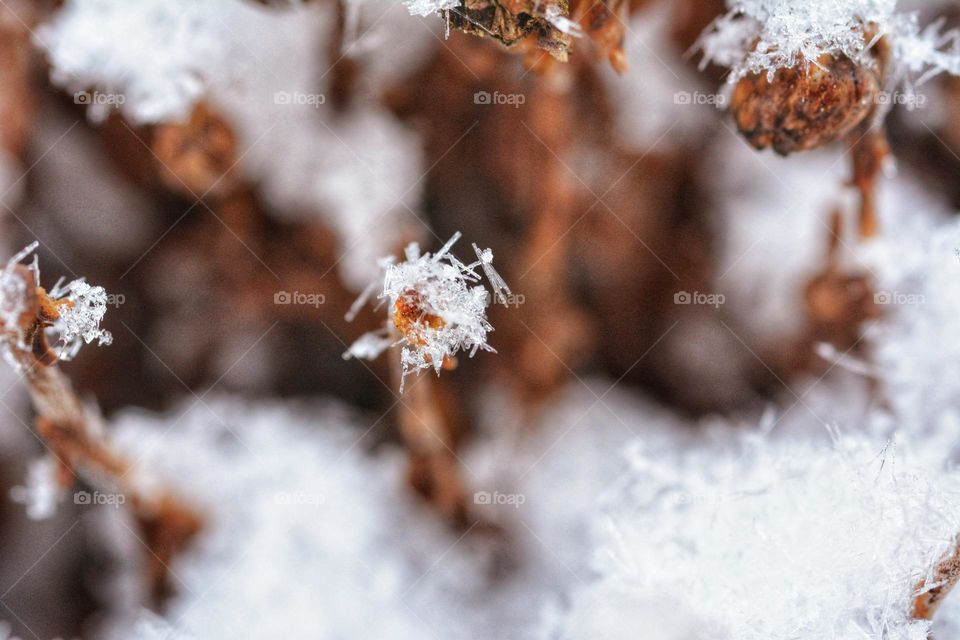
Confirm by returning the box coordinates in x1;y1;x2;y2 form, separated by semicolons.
1;0;959;638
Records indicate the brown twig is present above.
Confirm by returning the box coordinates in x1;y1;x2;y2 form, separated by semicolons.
2;262;201;601
391;353;470;526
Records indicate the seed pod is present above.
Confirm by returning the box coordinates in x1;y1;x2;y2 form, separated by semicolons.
730;54;881;155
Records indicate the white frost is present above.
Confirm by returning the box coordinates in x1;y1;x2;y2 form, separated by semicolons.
344;233;509;391
699;0;960;91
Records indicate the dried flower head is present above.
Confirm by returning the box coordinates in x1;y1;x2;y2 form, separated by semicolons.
730;53;881;155
698;1;960;85
344;232;510;391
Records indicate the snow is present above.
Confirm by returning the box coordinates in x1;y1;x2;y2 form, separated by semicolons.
602;4;717;152
0;242;35;342
552;430;960;640
404;0;458;18
345;233;508;391
106;396;487;640
50;279;113;352
0;243;112;366
37;0;427;291
8;457;61;520
699;0;960;89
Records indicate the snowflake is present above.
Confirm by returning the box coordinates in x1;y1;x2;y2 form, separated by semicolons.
344;232;510;392
698;0;960;91
48;277;114;357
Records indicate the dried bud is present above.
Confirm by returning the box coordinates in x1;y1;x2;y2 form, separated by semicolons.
392;289;446;347
730;54;880;155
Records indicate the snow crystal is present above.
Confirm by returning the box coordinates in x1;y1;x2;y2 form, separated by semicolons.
49;278;113;353
107;396;485;640
855;180;960;453
552;430;960;640
344;233;509;391
404;0;458;18
0;242;112;363
699;0;960;89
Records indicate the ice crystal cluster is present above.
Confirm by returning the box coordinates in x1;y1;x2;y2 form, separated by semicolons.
699;0;960;87
105;397;488;640
0;242;112;365
550;431;960;640
344;232;510;391
404;0;458;17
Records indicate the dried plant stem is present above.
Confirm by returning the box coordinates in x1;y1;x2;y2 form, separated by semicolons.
913;539;960;620
390;352;469;525
7;268;200;599
849;123;889;239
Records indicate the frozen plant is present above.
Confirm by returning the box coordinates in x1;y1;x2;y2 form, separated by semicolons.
0;243;199;594
698;0;960;87
0;241;111;369
344;231;510;392
696;1;960;237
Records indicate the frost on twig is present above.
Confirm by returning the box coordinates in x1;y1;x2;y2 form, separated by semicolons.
344;231;509;393
0;243;199;598
343;232;509;523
